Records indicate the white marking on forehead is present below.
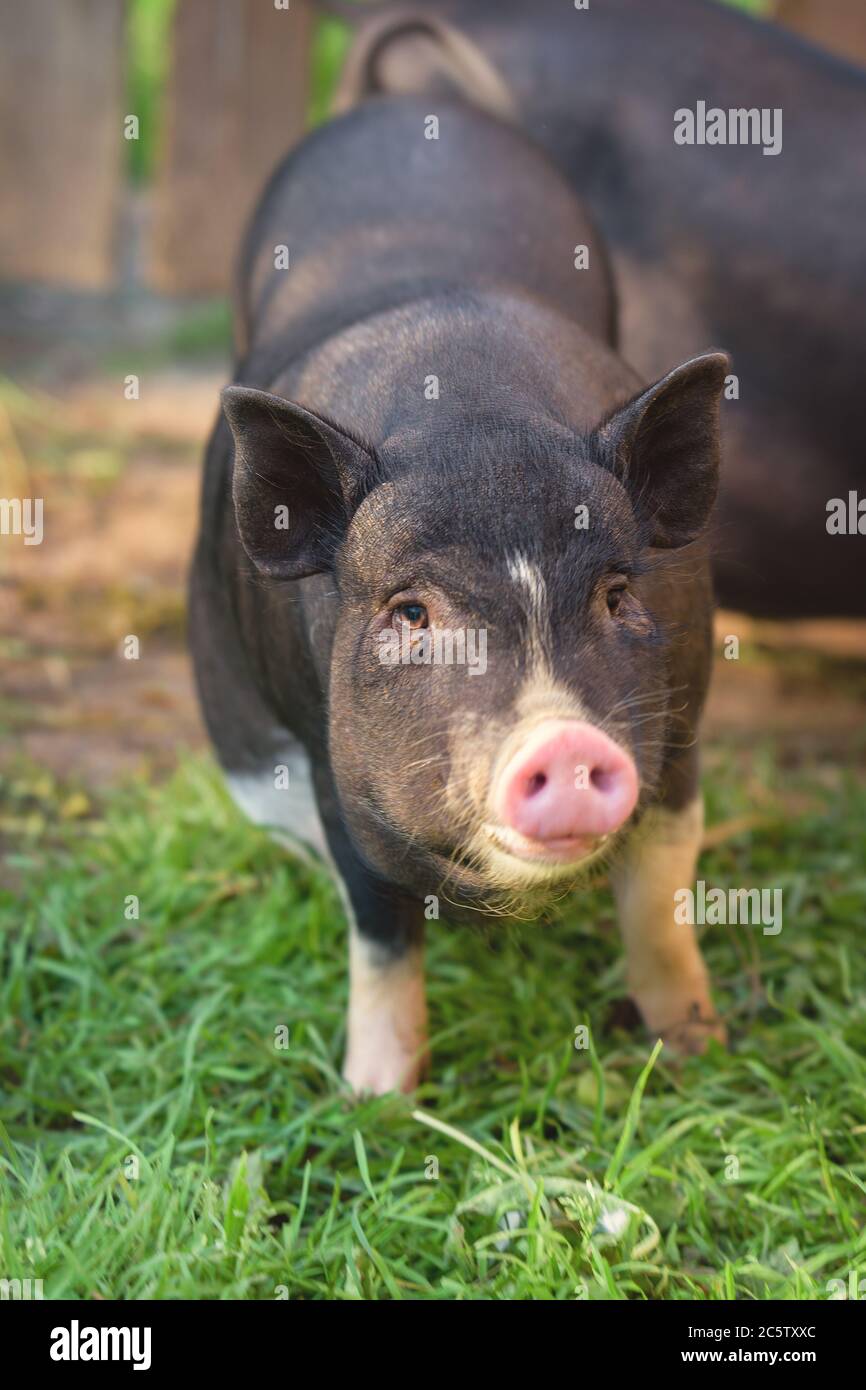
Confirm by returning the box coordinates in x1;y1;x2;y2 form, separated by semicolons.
507;551;546;607
507;550;551;675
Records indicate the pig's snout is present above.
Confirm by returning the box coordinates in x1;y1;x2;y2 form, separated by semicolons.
492;720;638;853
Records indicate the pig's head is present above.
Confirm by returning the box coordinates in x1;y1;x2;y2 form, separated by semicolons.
223;351;726;911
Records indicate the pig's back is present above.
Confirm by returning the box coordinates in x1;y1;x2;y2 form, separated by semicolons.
236;97;614;365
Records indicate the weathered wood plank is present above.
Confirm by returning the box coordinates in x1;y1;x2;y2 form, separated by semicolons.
0;0;125;289
775;0;866;67
148;0;314;296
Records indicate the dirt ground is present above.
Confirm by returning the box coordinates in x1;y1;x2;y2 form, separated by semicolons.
1;352;865;795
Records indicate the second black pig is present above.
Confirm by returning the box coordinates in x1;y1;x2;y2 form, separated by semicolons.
334;0;866;618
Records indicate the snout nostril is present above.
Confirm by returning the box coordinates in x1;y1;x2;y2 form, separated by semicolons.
525;771;547;797
590;767;616;793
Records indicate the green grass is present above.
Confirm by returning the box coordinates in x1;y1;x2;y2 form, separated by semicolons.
1;745;865;1300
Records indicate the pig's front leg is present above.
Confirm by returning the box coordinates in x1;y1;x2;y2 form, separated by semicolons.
344;918;428;1096
612;796;725;1055
316;781;429;1095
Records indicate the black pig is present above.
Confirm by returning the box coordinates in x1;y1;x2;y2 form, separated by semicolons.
190;98;727;1093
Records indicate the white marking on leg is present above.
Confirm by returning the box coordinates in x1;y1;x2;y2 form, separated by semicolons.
226;751;428;1093
224;745;327;862
343;923;428;1096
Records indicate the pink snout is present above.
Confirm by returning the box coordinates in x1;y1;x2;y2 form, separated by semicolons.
492;719;639;852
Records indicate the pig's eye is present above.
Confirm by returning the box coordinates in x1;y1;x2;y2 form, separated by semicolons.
604;581;655;636
392;602;428;631
606;584;628;616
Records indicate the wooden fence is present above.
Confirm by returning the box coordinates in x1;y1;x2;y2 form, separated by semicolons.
0;0;314;297
0;0;862;299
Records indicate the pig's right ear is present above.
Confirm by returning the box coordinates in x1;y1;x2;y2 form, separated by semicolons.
222;386;375;580
598;352;729;549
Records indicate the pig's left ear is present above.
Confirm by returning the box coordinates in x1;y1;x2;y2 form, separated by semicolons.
598;352;729;549
222;386;376;579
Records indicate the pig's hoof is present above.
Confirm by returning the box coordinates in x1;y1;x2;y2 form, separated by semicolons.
656;1011;727;1056
342;1045;426;1097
